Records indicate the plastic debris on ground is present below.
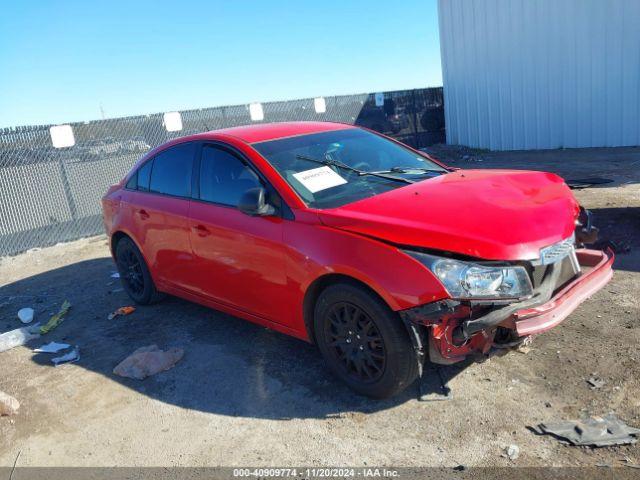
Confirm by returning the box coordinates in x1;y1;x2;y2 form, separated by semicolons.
113;345;184;380
17;308;34;324
516;336;533;354
0;391;20;416
34;341;71;353
39;300;71;334
110;272;120;278
503;444;520;460
0;325;41;353
587;377;606;389
108;306;135;320
537;414;640;447
51;345;80;366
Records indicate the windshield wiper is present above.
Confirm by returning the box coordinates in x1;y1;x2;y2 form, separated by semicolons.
386;166;447;174
295;154;414;184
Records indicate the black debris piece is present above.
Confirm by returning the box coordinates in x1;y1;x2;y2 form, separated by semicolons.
566;177;614;189
538;414;640;447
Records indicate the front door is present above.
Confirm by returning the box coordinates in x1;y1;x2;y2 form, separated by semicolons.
188;144;289;324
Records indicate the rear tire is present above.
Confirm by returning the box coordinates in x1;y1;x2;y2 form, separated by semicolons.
313;283;418;398
114;236;164;305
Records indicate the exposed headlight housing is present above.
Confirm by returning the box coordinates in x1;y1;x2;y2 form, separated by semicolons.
404;251;533;300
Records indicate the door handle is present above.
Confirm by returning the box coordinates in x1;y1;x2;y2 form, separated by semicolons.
193;224;210;237
138;209;150;220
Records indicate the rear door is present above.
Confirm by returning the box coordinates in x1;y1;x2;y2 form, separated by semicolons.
123;142;197;290
188;143;290;323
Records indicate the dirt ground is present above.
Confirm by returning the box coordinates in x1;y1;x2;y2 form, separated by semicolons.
0;146;639;471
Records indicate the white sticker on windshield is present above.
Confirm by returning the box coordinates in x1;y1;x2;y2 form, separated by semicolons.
292;166;347;193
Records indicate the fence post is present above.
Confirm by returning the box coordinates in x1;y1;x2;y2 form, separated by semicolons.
56;151;78;221
221;107;228;128
412;89;420;148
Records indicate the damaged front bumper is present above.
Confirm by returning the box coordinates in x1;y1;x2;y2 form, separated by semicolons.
400;248;614;364
508;248;613;336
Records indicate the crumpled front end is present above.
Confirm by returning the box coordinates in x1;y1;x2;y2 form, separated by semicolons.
400;245;614;365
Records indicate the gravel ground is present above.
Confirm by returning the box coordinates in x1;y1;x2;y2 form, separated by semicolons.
0;147;639;471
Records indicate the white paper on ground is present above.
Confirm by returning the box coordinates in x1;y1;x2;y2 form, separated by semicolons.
52;345;80;366
34;341;71;353
292;166;347;193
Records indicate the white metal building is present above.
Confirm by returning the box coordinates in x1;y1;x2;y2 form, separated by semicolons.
437;0;640;150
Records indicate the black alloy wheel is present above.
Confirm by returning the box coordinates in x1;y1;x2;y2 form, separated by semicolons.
114;236;164;305
325;302;386;383
118;244;145;296
314;283;419;398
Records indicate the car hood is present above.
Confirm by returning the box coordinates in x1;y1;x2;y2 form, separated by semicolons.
317;169;580;261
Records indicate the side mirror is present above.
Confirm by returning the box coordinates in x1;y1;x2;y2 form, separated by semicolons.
238;187;276;217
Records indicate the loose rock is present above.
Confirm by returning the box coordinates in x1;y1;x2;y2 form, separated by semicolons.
0;391;20;416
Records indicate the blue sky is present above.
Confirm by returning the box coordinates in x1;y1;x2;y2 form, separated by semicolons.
0;0;442;128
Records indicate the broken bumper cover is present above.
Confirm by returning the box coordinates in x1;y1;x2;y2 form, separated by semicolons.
401;248;614;363
509;248;614;336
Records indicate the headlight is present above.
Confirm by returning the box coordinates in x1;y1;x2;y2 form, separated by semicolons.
404;251;533;300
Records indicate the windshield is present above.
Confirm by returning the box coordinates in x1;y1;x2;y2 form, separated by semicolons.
252;128;448;209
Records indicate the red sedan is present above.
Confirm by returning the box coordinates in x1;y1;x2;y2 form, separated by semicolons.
102;122;613;398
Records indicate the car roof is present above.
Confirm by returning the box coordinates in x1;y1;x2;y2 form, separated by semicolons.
132;121;357;173
207;121;355;144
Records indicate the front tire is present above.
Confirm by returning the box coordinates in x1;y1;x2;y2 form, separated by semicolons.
114;236;164;305
314;283;418;398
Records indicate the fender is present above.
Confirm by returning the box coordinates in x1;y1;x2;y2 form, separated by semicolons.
281;214;450;337
103;185;162;286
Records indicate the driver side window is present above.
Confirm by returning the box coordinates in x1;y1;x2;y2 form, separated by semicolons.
199;146;261;207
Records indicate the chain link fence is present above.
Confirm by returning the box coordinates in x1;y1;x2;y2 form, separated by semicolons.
0;87;444;256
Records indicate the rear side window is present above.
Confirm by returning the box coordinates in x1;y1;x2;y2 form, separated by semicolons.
137;160;153;192
125;171;138;189
199;146;261;206
149;143;195;197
